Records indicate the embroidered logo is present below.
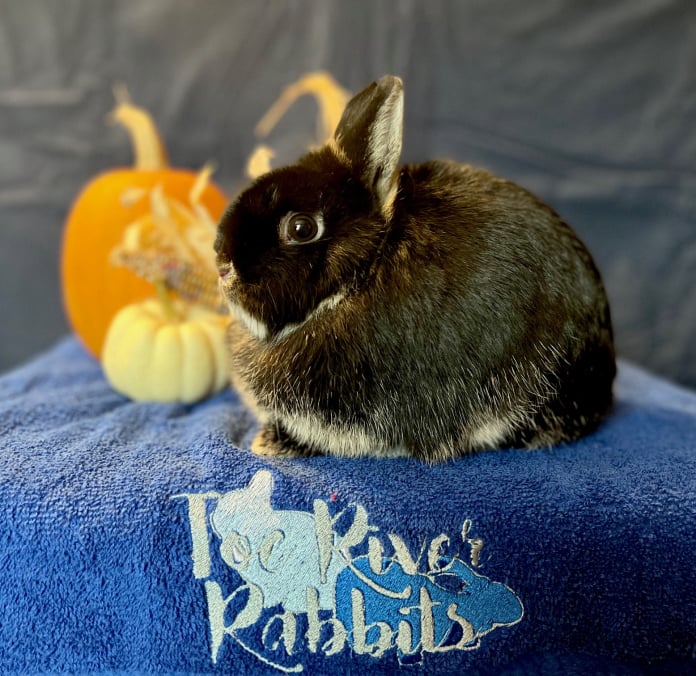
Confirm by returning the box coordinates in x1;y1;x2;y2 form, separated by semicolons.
173;470;523;671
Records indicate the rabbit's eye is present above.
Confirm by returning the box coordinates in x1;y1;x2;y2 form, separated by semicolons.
282;212;324;245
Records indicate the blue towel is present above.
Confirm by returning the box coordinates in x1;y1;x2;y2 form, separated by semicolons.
1;336;695;674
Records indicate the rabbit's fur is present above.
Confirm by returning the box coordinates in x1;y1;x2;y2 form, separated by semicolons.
215;76;615;461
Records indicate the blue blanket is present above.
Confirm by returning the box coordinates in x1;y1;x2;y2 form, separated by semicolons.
1;337;695;674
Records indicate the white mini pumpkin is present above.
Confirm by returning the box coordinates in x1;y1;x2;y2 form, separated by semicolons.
102;297;229;403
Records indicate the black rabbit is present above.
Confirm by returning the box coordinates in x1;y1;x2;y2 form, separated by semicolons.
215;75;615;461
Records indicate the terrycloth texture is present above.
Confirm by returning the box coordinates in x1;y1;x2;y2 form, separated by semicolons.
1;337;695;674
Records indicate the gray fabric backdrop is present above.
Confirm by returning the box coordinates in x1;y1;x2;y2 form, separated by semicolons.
1;0;695;387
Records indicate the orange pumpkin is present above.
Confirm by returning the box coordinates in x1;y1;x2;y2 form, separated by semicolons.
61;87;228;359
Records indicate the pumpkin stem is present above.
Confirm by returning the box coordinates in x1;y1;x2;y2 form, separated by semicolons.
109;84;169;170
154;278;181;322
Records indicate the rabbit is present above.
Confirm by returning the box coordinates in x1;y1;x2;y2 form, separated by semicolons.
215;75;616;462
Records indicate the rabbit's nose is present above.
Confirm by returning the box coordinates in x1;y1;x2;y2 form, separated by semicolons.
218;262;235;280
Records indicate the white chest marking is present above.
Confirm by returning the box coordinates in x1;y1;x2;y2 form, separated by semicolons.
225;287;346;344
274;288;348;342
229;302;269;342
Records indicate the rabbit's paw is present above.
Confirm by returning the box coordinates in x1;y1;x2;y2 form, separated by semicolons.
251;421;320;458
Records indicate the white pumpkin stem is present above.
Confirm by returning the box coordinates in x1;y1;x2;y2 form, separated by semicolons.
109;84;169;170
154;279;181;322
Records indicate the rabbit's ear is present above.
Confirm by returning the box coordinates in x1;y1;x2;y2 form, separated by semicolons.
333;75;403;218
